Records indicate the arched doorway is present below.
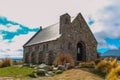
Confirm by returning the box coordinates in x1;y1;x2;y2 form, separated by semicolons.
77;42;86;61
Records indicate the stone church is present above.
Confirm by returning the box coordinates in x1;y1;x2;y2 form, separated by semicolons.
23;13;98;64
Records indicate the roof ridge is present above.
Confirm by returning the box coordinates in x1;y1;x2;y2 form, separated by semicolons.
42;22;59;30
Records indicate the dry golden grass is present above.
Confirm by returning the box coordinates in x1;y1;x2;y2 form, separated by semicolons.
95;58;120;80
41;69;103;80
54;53;74;66
106;65;120;80
95;58;118;74
95;59;110;73
106;68;118;80
0;58;13;67
79;61;95;68
110;58;118;68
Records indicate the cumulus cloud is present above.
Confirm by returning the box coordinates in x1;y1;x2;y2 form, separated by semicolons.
0;32;36;58
89;0;120;51
0;16;39;58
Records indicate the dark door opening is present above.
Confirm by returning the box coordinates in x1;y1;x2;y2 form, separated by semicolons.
77;42;85;61
77;43;82;61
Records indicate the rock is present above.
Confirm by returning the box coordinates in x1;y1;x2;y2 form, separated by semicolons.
23;63;29;67
58;65;66;70
53;67;58;71
65;63;73;69
34;67;38;70
37;64;50;71
74;66;80;69
45;73;51;77
29;72;38;78
55;70;63;74
47;71;55;76
36;69;46;76
30;65;36;68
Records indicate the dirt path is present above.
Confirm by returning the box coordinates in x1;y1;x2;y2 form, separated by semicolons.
41;69;104;80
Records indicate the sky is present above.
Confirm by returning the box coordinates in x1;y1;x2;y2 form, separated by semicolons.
0;0;120;59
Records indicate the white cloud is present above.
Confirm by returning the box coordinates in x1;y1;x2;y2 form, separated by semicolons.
0;0;111;28
108;45;119;50
0;32;35;58
89;0;120;50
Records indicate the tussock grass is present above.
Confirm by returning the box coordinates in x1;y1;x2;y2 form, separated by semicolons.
54;53;74;66
95;58;120;80
0;58;13;67
79;61;95;68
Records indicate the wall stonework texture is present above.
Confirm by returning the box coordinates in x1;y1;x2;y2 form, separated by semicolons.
23;13;98;64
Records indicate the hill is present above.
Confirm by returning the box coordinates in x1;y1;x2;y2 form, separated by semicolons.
101;48;120;59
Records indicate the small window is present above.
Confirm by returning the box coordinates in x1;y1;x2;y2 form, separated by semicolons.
43;44;45;51
35;45;39;51
46;44;48;51
29;47;32;51
43;44;48;51
68;42;72;49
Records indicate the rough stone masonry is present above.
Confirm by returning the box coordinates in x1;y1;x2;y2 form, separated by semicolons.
23;13;98;64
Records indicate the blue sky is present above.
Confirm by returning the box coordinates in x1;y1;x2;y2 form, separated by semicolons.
0;0;120;58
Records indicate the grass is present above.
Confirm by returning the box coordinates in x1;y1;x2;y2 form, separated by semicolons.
41;69;103;80
0;66;34;78
82;68;106;79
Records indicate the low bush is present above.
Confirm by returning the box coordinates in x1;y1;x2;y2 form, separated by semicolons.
94;59;101;65
0;58;14;67
95;59;111;73
79;61;95;68
95;57;120;80
54;53;74;66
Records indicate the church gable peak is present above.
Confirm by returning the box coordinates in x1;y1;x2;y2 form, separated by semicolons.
71;13;83;24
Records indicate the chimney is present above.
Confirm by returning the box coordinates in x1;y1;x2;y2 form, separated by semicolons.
40;26;42;30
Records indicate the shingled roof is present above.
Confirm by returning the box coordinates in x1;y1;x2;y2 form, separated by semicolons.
24;23;61;46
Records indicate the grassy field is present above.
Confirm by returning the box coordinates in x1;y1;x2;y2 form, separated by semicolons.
0;66;34;78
